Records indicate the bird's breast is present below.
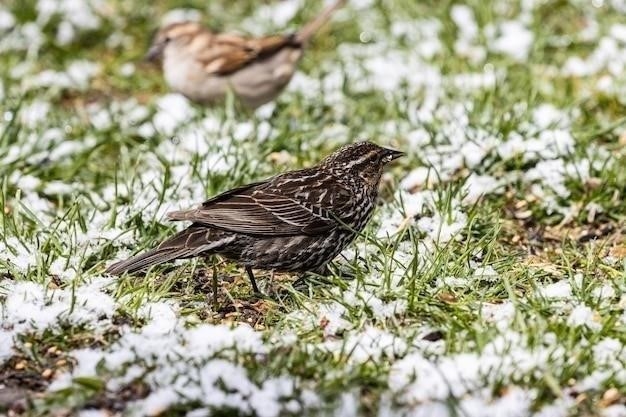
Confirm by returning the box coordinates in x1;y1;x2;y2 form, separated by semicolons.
163;51;229;103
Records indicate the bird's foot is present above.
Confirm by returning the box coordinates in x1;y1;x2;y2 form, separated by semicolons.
261;270;277;297
316;262;360;280
292;272;334;292
292;275;308;292
248;290;269;300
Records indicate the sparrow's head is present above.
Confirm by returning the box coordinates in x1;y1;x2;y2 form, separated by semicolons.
146;21;205;62
321;141;404;186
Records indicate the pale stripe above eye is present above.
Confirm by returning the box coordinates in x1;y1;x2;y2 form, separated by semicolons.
342;150;379;170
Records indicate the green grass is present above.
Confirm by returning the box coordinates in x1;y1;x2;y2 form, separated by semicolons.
1;0;626;416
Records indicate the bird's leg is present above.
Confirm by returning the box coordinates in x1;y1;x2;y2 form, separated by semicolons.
303;264;335;286
211;261;219;308
292;265;331;290
266;269;276;296
203;255;220;307
318;261;357;280
245;266;261;294
329;261;357;280
292;273;308;290
314;264;332;276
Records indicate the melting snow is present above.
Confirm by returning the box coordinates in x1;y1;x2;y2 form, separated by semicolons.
1;0;625;415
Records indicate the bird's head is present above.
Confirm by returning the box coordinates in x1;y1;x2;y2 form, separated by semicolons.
321;141;404;187
145;21;205;62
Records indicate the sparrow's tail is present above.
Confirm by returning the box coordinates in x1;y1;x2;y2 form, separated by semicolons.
295;0;347;44
105;226;217;275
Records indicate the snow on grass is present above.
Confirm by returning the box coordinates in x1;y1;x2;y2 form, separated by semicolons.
388;331;563;412
1;279;116;334
1;0;626;415
0;277;117;365
48;303;300;417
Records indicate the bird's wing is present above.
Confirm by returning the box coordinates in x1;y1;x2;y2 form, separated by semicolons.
195;33;298;76
166;172;352;237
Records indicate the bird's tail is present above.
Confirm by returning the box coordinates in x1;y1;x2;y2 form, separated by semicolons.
105;226;214;275
295;0;347;44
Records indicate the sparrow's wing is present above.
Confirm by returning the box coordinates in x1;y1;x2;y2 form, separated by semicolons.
166;171;352;237
195;33;298;75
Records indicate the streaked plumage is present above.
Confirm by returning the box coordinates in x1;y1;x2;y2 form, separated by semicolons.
105;141;403;291
146;0;346;109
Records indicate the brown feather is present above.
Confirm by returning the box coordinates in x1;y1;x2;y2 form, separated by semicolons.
168;0;346;76
105;142;403;278
195;33;297;75
165;171;355;237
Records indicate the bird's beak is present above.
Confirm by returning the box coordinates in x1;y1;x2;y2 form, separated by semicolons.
385;148;405;161
145;43;165;62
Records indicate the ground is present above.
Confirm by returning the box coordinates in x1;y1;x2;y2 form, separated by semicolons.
1;0;626;416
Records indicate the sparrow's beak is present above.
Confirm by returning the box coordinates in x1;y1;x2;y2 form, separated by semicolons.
145;42;165;62
385;148;405;161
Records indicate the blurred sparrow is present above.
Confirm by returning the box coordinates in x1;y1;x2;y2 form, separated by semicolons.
146;0;346;109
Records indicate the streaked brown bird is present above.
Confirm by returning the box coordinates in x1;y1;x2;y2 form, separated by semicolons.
146;0;346;109
105;141;404;292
